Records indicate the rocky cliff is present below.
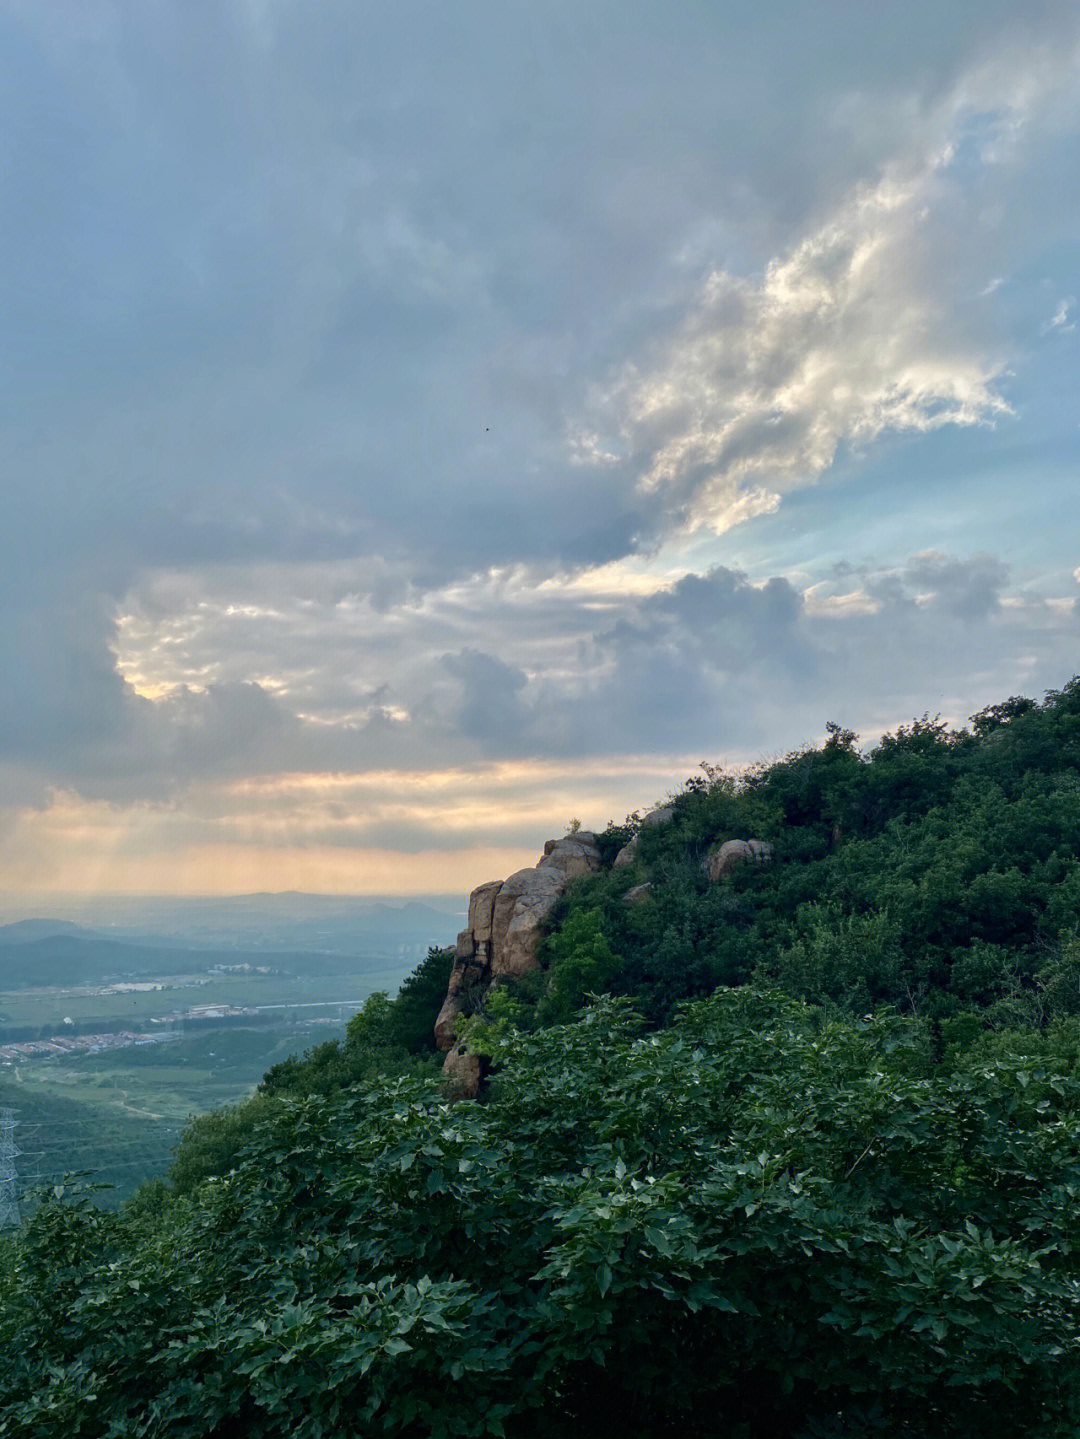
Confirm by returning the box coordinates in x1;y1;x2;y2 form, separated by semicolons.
435;832;603;1048
436;808;774;1098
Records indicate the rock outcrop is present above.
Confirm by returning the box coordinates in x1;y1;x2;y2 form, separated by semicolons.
434;808;777;1098
642;804;675;828
490;866;566;978
433;931;489;1051
538;832;603;878
435;830;604;1093
442;1041;486;1101
702;838;773;883
613;804;675;867
622;882;653;907
434;809;778;1096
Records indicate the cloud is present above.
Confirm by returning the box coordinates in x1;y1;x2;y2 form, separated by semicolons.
1045;296;1076;333
581;553;1078;755
111;549;1080;771
582;156;1014;539
567;21;1080;543
426;649;530;749
3;4;1080;894
3;544;1079;893
896;551;1009;621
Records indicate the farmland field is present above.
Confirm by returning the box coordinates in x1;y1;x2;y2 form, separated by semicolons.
0;899;457;1210
0;964;411;1032
0;958;421;1207
2;1026;336;1204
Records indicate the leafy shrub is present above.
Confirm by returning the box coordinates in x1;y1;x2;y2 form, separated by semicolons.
525;679;1080;1031
169;1092;280;1195
10;678;1080;1435
4;992;1080;1437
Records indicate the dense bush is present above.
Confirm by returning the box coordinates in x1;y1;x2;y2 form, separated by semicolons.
526;680;1080;1035
3;991;1080;1436
7;679;1080;1435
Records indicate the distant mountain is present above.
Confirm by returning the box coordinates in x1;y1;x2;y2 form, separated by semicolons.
0;933;158;989
0;893;464;949
0;900;462;991
0;919;104;944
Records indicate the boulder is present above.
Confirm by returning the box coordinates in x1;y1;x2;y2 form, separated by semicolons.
622;882;653;907
442;1042;484;1101
468;879;504;944
434;987;463;1052
703;837;774;883
613;805;673;866
492;865;567;977
704;839;754;881
641;804;675;828
537;833;602;879
543;831;597;853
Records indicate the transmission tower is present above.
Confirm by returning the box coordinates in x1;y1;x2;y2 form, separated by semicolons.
0;1107;20;1229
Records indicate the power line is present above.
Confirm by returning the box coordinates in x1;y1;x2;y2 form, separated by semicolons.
27;1159;173;1180
0;1107;20;1228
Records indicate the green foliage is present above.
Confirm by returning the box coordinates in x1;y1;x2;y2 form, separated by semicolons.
529;679;1080;1032
594;813;640;866
9;678;1080;1434
258;948;455;1100
535;908;623;1026
168;1092;280;1195
3;992;1080;1436
169;951;454;1190
386;945;456;1054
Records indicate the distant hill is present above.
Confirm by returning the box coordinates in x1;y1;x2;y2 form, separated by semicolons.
0;895;462;957
0;902;461;991
0;934;215;989
0;919;103;944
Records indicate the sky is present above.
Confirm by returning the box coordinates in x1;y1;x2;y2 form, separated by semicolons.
2;0;1079;902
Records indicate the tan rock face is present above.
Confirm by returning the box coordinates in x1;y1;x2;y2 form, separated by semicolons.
433;828;605;1053
536;834;602;880
468;880;503;944
703;838;774;883
493;866;567;977
442;1042;484;1101
434;932;488;1050
433;998;460;1052
612;834;639;868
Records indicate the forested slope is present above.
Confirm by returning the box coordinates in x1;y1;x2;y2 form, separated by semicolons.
4;681;1080;1437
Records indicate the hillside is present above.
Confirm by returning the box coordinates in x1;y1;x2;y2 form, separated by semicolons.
0;900;460;992
4;681;1080;1436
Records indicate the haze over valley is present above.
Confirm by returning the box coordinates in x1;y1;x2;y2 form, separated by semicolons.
0;895;460;1198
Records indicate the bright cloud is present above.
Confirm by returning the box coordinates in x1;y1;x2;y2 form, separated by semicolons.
588;152;1014;537
2;4;1080;897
